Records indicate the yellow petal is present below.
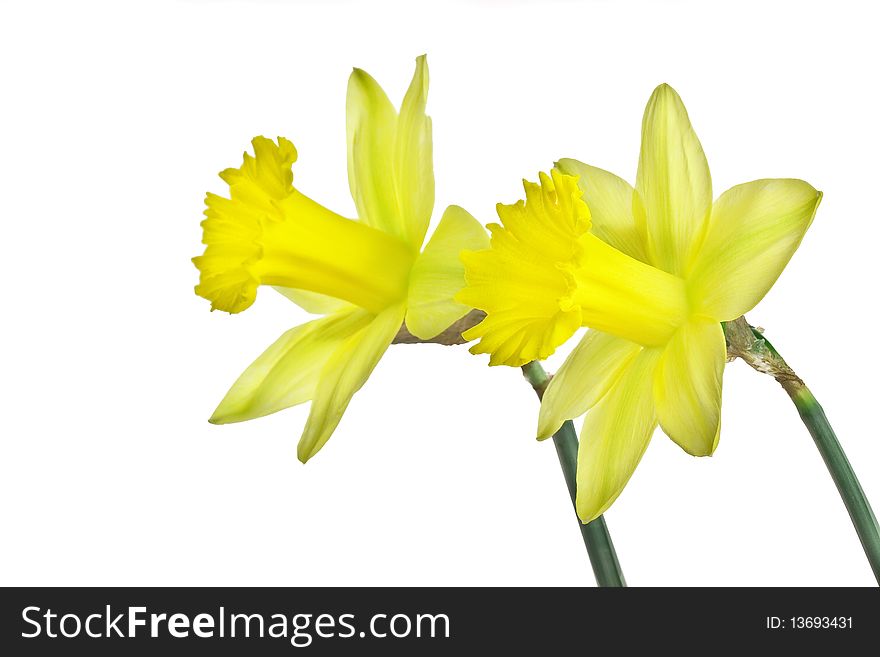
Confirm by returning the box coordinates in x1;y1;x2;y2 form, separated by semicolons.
538;331;641;439
653;318;725;456
394;54;434;249
273;286;353;315
209;310;371;424
576;348;661;523
405;205;489;340
555;159;649;263
297;303;406;462
636;84;712;275
688;179;822;321
346;58;435;250
346;67;402;241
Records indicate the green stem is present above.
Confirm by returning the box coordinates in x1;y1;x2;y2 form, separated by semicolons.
755;329;880;584
788;384;880;583
522;361;626;587
725;318;880;584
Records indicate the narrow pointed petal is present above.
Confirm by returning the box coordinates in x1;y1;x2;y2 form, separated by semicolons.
636;84;712;275
273;286;353;315
209;310;371;424
394;54;434;249
537;331;641;439
653;318;725;456
689;179;822;321
405;205;489;340
346;68;403;241
297;303;406;462
556;159;649;263
576;348;661;523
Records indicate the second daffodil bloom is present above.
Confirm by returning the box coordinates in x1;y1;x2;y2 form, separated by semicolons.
458;84;821;522
194;56;488;462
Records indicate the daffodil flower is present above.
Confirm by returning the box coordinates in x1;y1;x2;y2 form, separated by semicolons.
194;56;488;462
458;84;821;522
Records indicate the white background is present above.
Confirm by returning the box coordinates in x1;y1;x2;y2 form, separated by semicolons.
1;0;878;586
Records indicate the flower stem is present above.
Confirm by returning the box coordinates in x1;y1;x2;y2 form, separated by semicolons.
725;317;880;583
522;361;626;587
788;383;880;582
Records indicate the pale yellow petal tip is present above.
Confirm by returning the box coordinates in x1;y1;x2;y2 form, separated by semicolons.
689;421;721;457
297;431;321;464
536;413;562;441
650;82;680;102
297;426;334;464
575;497;606;525
408;54;430;105
642;83;687;128
676;442;717;458
297;445;315;464
348;66;381;92
207;407;230;425
194;136;298;314
208;398;248;425
552;159;575;176
576;487;622;524
536;386;564;439
578;512;602;525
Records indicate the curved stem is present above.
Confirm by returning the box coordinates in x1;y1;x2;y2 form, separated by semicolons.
725;316;880;584
788;384;880;583
522;361;626;587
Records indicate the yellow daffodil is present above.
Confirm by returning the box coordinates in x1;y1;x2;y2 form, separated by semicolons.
458;84;821;522
194;56;488;462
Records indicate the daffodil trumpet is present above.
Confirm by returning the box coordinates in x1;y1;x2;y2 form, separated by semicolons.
194;56;489;462
459;83;824;526
197;147;416;315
